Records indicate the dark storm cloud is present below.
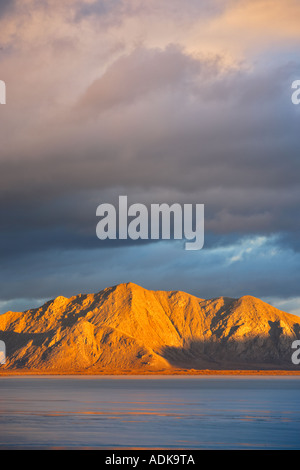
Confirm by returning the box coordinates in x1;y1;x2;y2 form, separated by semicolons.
0;46;299;258
1;234;300;309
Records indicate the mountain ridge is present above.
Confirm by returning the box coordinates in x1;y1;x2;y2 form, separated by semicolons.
0;282;299;372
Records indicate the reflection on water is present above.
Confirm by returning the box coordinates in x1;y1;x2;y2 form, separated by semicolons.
0;376;300;449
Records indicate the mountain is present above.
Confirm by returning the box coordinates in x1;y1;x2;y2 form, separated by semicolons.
0;282;300;372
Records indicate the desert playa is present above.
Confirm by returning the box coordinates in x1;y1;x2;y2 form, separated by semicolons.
1;374;300;449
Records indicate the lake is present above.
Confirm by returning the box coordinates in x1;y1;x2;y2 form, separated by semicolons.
0;375;299;449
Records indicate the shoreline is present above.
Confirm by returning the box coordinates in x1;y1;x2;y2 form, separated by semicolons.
1;368;300;377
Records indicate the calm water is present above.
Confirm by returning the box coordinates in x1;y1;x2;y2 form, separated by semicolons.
0;375;299;449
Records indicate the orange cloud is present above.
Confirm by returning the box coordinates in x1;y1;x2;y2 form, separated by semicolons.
204;0;300;51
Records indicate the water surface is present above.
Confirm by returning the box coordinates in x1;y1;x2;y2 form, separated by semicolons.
0;375;299;449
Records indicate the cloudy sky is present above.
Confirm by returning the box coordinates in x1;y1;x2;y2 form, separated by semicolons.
0;0;300;315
